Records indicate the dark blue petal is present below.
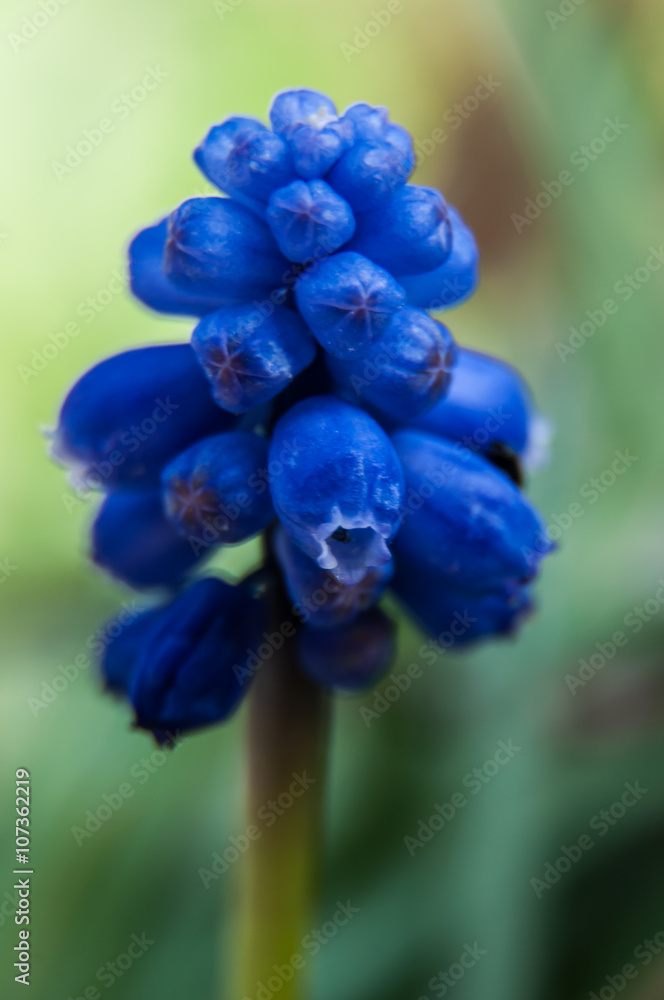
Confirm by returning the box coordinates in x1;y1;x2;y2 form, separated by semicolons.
347;185;451;276
191;304;316;414
295;251;406;359
298;607;395;690
100;605;165;694
128;219;238;317
275;526;392;629
392;558;533;646
269;396;404;584
162;431;274;547
164;197;289;300
397;206;479;309
92;490;205;591
327;140;414;211
52;344;235;491
408;347;534;460
129;577;266;737
326;307;456;421
266;180;355;263
392;430;553;592
194;117;296;209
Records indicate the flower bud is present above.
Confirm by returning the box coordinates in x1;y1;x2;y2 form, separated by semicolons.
128;578;266;739
298;608;395;690
392;430;552;592
275;527;392;629
348;185;451;276
92;490;205;591
269;89;353;179
326;307;456;421
165;197;288;300
191;304;316;413
194;117;296;210
52;344;235;491
129;218;238;317
398;207;479;309
269;396;404;584
162;431;274;545
266;180;355;263
295;252;406;359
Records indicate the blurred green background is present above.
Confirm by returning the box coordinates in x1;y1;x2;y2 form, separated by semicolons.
2;0;664;997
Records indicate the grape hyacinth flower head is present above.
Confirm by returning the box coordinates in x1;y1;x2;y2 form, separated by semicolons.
51;87;554;735
269;396;404;585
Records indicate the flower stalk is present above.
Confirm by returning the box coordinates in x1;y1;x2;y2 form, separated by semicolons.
230;591;330;999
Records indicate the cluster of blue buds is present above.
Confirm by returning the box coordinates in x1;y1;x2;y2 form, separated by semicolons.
52;90;552;741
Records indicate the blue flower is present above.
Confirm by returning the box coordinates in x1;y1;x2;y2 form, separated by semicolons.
266;180;355;263
407;347;538;473
269;396;404;584
392;557;533;646
275;526;392;629
126;577;265;740
295;251;406;359
347;184;451;276
165;197;288;300
392;430;552;592
129;219;237;317
298;608;395;690
52;344;235;491
398;206;479;310
269;89;353;179
194;117;295;212
92;490;205;591
326;307;456;421
191;303;316;413
53;88;554;728
162;431;274;546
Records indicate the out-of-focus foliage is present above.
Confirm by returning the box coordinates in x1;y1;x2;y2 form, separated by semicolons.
1;1;664;998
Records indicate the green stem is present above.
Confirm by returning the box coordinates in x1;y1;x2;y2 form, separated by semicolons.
231;620;330;999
